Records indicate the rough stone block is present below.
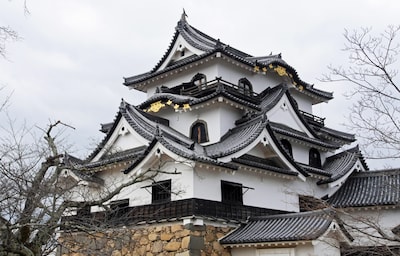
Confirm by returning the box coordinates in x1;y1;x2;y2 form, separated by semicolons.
148;233;158;241
161;232;174;241
181;236;190;249
164;241;181;251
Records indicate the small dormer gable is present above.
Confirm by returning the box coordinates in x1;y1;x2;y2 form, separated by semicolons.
156;34;206;72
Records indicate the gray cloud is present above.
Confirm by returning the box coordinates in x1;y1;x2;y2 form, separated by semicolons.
1;0;399;167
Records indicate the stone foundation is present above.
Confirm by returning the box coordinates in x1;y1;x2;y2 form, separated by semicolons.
59;222;233;256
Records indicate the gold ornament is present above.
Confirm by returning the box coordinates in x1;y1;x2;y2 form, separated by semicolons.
149;101;165;113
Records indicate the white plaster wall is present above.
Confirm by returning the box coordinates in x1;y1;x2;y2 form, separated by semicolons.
312;239;341;256
267;97;309;135
339;208;400;247
144;58;287;98
92;117;148;162
155;102;243;144
231;243;337;256
145;61;219;97
291;143;310;165
291;143;327;166
193;166;299;212
290;89;313;113
215;60;284;93
90;156;195;210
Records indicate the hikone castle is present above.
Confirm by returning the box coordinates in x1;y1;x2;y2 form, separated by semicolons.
60;13;400;256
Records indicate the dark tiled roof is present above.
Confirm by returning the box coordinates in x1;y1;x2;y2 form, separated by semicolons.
259;84;287;111
317;146;362;185
233;154;298;176
205;115;266;158
297;163;332;177
220;210;334;244
328;169;400;208
309;123;355;144
270;122;340;150
123;16;332;102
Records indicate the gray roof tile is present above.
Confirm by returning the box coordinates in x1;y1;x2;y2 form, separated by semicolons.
220;210;335;244
205;115;266;158
233;154;298;176
270;122;340;150
123;17;333;102
328;169;400;208
318;146;362;185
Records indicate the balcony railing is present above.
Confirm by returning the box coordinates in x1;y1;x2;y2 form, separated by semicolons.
299;110;325;126
62;198;286;229
179;78;259;99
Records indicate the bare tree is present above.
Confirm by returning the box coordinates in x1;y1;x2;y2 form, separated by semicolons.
0;26;18;58
300;195;400;255
322;25;400;161
0;118;178;255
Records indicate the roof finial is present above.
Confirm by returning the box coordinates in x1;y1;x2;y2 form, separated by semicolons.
181;8;188;22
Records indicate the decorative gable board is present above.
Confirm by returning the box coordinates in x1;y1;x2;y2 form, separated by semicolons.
156;34;205;72
91;117;149;162
267;94;314;138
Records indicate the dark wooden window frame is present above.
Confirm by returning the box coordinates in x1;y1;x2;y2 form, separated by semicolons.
142;179;172;204
192;73;207;90
221;180;245;205
238;78;253;96
309;148;322;168
281;139;293;157
190;120;209;143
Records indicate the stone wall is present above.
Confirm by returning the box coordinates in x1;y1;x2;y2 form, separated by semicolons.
59;223;233;256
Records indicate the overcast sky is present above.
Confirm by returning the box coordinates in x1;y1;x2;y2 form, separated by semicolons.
1;0;399;169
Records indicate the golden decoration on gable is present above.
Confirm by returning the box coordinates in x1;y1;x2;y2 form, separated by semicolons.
149;101;165;113
145;99;192;113
251;62;306;93
274;66;288;77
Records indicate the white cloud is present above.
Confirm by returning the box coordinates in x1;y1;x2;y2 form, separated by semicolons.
1;0;399;168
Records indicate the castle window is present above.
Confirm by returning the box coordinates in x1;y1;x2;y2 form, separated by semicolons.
281;139;293;157
238;78;252;96
152;180;171;204
109;199;129;219
190;121;209;143
309;148;321;168
221;180;243;205
192;73;207;89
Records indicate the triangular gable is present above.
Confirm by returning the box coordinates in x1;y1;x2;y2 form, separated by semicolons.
151;13;219;73
87;100;157;162
90;115;150;162
155;33;206;72
207;115;308;180
267;90;316;139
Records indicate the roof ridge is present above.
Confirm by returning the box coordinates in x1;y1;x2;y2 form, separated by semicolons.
249;208;333;221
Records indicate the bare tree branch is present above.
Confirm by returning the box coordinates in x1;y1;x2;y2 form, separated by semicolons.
322;25;400;161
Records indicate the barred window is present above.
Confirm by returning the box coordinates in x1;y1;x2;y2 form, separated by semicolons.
152;180;172;204
221;180;243;204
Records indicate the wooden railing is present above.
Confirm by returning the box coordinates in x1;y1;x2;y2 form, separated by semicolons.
62;198;286;229
179;78;259;98
299;110;325;126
